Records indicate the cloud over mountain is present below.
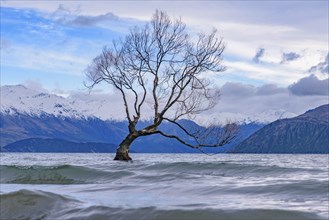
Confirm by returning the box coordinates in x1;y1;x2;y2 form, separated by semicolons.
309;53;329;74
201;77;328;124
288;74;329;96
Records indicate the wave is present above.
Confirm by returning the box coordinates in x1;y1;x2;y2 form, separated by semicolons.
0;161;324;185
0;165;134;184
0;189;79;220
189;179;329;199
139;161;321;177
58;207;327;220
0;190;326;220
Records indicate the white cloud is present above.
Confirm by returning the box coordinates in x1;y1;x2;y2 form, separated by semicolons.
197;81;328;124
47;4;141;34
22;80;48;93
309;53;329;76
224;60;305;86
1;44;90;76
1;1;328;115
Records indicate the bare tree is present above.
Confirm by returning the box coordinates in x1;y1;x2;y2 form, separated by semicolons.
85;10;237;161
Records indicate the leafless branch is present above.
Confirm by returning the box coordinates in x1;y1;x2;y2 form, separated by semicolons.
85;10;236;159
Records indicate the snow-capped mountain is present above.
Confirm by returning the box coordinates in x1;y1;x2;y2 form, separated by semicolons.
0;85;130;121
0;85;129;147
1;85;325;153
1;85;296;124
0;85;265;152
195;110;297;126
246;109;297;124
233;104;329;153
1;85;90;119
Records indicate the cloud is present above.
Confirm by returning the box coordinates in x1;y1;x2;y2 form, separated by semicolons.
252;48;265;63
13;78;329;125
22;80;48;93
51;5;119;27
221;82;256;97
48;4;140;34
309;53;329;74
256;84;287;95
221;82;287;97
288;74;329;96
70;13;119;26
281;52;300;64
224;60;302;86
2;44;90;76
197;79;328;124
70;80;327;123
1;2;328;117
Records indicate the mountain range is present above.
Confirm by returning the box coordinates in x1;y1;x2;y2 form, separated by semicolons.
232;104;329;153
1;85;297;124
1;85;327;153
0;109;263;153
0;85;264;153
2;138;118;153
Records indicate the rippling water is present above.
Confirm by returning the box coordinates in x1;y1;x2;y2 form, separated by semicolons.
0;153;328;220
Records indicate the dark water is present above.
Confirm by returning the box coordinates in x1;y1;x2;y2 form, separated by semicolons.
0;153;328;220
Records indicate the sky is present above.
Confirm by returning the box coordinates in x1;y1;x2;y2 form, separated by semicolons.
0;0;328;122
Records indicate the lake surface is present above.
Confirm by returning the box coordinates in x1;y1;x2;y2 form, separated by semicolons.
0;153;328;220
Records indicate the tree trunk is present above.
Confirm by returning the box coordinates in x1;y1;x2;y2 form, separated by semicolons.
114;134;136;161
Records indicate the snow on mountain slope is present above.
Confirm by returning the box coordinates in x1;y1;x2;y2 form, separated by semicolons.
195;109;297;125
1;85;296;123
0;85;128;120
1;85;90;119
67;92;126;121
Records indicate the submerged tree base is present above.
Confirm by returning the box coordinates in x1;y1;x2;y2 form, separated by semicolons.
114;150;132;161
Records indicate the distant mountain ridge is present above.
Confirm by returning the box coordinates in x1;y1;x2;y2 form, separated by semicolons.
232;104;329;154
2;85;326;154
1;138;118;153
0;112;127;147
1;85;296;124
0;111;264;153
297;104;329;122
0;84;265;153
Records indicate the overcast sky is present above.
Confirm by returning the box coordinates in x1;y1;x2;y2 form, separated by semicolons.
1;1;328;121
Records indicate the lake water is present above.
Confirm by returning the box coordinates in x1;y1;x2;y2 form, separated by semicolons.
0;153;328;220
